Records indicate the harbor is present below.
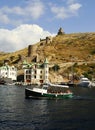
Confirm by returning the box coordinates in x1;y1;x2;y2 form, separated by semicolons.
0;0;95;129
0;85;95;130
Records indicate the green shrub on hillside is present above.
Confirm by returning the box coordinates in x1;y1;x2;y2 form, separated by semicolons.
52;64;60;72
90;50;95;55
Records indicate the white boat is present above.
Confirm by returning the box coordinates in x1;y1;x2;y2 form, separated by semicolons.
77;77;92;88
25;86;73;99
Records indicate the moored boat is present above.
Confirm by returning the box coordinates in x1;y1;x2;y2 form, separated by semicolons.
25;86;73;99
77;77;92;88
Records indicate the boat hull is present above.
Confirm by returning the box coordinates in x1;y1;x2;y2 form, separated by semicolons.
77;82;91;88
77;77;92;88
25;88;73;99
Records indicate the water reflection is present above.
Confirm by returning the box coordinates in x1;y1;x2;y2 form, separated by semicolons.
0;85;95;130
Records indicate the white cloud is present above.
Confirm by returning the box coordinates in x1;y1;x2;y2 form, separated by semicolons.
0;0;45;25
67;0;77;4
51;6;68;19
0;24;53;52
25;1;45;19
69;3;82;12
0;12;10;24
0;0;82;26
51;0;82;20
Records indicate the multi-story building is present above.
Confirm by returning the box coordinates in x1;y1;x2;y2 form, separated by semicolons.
22;58;49;84
0;64;17;81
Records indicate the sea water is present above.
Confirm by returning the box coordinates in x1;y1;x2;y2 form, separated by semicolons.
0;85;95;130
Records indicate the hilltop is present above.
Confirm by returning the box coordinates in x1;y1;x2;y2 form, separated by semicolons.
0;28;95;82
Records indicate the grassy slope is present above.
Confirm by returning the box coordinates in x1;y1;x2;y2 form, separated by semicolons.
0;32;95;81
41;33;95;64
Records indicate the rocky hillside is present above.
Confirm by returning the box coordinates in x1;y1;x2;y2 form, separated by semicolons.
0;29;95;82
37;33;95;63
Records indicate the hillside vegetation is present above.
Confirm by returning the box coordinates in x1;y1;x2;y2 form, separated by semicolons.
0;31;95;82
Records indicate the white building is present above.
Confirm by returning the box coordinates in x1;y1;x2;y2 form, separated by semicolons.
0;64;17;81
22;58;49;84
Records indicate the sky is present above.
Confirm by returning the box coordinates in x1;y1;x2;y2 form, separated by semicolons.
0;0;95;52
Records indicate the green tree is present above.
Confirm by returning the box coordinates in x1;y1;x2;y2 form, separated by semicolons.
52;64;60;72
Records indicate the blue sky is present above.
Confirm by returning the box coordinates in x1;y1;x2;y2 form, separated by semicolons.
0;0;94;52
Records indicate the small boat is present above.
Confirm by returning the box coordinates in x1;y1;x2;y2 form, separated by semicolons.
77;77;92;88
25;86;73;99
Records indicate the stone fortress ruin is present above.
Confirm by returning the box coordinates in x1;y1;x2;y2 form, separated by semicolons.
27;27;64;62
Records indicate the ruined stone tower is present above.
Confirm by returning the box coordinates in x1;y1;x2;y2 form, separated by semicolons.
57;27;65;35
28;44;38;62
28;45;32;57
46;36;52;44
28;45;37;57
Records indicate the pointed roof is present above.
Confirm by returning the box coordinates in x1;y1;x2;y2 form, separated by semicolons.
44;58;49;64
23;60;27;65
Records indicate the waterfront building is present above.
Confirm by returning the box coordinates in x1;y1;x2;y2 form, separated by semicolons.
22;58;49;84
0;64;17;81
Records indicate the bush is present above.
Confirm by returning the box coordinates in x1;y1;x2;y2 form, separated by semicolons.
82;72;92;80
52;64;60;72
90;50;95;55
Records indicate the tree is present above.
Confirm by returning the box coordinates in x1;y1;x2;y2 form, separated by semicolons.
52;64;60;72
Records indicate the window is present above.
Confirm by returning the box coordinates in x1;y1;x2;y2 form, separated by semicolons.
26;70;28;74
40;70;42;73
26;70;31;74
29;70;31;74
